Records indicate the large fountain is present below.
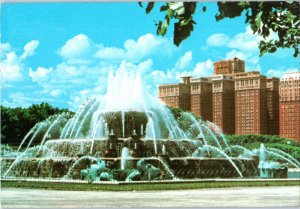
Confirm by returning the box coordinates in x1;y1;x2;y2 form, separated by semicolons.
1;69;299;182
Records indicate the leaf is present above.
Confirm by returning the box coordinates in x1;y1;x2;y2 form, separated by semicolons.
268;46;277;53
157;19;169;36
216;2;244;21
167;9;174;18
146;2;155;14
138;2;143;8
174;19;194;46
255;11;263;28
160;5;168;12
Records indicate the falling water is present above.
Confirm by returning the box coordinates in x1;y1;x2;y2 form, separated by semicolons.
17;125;36;152
267;147;300;167
201;123;223;150
259;144;266;177
207;121;231;152
37;114;64;155
259;144;266;166
63;98;95;139
145;117;157;154
121;147;130;170
4;146;59;177
184;113;209;153
121;111;125;138
147;157;176;179
80;142;84;155
65;156;98;177
203;145;243;178
74;100;99;139
266;150;300;168
224;145;253;157
162;144;167;155
140;124;144;136
23;120;52;153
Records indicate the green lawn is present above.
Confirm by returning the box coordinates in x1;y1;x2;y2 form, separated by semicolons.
2;180;299;191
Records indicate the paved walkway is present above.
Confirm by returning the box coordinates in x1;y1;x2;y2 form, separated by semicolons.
1;186;300;208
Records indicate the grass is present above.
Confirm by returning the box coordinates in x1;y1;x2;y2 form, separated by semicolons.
2;180;299;191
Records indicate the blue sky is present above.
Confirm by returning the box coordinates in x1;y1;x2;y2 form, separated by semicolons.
1;2;299;110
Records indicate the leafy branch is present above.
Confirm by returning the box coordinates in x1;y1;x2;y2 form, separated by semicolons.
140;1;300;57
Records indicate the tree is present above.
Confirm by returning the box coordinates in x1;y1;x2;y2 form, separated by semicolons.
140;1;300;57
1;103;72;145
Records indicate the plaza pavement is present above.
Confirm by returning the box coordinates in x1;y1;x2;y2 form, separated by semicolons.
1;186;299;208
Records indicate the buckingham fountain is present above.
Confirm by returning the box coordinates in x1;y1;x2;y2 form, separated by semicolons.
1;69;299;182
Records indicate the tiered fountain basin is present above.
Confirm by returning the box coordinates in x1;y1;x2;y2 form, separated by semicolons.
1;137;268;181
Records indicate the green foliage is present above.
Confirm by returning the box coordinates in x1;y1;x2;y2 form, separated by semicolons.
141;1;300;57
216;1;300;57
1;103;72;145
226;134;300;159
168;106;184;120
141;2;197;46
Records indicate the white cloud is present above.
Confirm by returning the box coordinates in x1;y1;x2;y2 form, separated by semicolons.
175;51;192;70
95;33;176;62
192;59;214;77
29;67;53;82
145;59;213;96
50;89;62;97
2;92;34;108
58;34;95;64
206;34;229;47
1;52;23;82
267;68;299;78
225;50;246;60
0;43;12;59
227;27;260;52
207;26;281;72
21;40;39;59
137;59;153;73
225;49;261;71
1;40;40;83
175;59;214;79
95;46;125;60
2;91;54;108
57;33;175;66
3;92;31;107
124;33;175;61
206;26;271;71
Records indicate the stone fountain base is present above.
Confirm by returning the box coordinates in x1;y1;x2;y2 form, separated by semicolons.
1;137;289;181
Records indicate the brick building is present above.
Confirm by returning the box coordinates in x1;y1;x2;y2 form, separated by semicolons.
158;58;297;140
190;77;213;121
266;78;280;135
159;77;191;111
279;72;300;142
212;75;235;134
234;72;268;135
214;57;245;75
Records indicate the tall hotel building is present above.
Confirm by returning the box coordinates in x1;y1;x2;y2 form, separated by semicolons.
190;77;213;121
159;77;191;111
159;58;299;141
211;58;244;134
279;72;300;142
266;78;280;135
212;75;235;134
234;72;268;134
